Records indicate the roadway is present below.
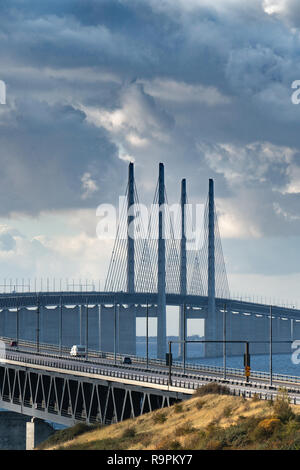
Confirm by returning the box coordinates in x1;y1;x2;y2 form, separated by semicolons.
2;336;300;398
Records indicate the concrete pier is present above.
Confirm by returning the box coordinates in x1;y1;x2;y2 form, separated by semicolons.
0;411;54;450
26;417;55;450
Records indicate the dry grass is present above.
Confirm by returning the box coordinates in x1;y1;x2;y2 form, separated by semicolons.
39;390;300;450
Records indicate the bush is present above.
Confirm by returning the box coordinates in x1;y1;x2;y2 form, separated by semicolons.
258;418;281;434
155;437;182;450
195;400;204;410
194;382;230;397
122;427;136;439
175;422;196;436
252;393;260;402
152;411;167;424
223;406;232;418
206;439;223;450
273;389;295;423
174;403;183;413
37;422;97;449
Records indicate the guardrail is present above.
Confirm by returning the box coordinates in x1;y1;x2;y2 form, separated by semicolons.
3;350;300;403
2;334;300;387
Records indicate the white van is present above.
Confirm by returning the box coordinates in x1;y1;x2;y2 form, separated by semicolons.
70;345;86;357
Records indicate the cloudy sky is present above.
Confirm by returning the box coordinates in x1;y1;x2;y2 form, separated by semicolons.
0;0;300;306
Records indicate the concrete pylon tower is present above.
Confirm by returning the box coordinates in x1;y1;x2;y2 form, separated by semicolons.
157;163;166;359
205;178;217;356
179;178;187;357
127;162;135;293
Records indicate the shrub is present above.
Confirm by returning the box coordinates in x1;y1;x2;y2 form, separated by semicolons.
194;382;230;397
223;406;232;418
182;432;205;450
206;439;223;450
37;422;97;449
258;418;281;434
175;422;196;436
252;393;260;402
155;437;181;450
174;403;183;413
273;389;295;423
152;411;167;424
122;427;136;439
169;440;182;450
195;400;204;410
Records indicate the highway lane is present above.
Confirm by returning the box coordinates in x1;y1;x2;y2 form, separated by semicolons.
2;335;300;391
4;342;300;399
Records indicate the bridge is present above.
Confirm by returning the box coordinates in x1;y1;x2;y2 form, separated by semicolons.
1;162;300;444
0;162;299;359
2;337;300;430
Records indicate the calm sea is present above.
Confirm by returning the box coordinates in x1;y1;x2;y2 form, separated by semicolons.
136;340;300;377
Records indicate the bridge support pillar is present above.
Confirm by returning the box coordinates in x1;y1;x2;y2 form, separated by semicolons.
118;305;136;355
26;417;54;450
204;179;222;357
157;163;166;359
98;304;115;353
179;179;187;359
40;306;59;344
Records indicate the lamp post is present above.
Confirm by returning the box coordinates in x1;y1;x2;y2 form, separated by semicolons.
146;300;149;368
168;341;172;386
183;303;186;374
223;303;227;380
36;295;40;353
114;298;117;365
270;305;273;387
85;297;89;361
59;296;63;356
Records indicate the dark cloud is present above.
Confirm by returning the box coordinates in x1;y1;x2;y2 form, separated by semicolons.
0;99;123;215
1;0;300;266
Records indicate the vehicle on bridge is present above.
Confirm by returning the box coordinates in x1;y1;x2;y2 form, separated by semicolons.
70;345;86;357
123;356;132;365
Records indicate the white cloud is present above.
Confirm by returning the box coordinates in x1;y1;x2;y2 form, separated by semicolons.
217;200;262;239
263;0;287;15
81;172;99;200
201;141;296;188
141;78;231;106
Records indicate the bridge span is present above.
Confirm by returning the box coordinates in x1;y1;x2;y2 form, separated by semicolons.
1;162;299;374
0;291;300;360
1;341;300;429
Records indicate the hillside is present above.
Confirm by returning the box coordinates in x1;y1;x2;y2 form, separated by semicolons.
38;385;300;450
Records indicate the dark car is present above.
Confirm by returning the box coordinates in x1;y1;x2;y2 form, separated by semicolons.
123;356;132;365
9;340;18;347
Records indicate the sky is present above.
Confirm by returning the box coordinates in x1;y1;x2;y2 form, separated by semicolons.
1;0;300;312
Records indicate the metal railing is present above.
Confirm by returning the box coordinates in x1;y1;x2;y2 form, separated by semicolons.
2;335;300;387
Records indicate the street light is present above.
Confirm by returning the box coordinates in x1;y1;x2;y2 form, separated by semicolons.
270;305;273;387
223;303;227;380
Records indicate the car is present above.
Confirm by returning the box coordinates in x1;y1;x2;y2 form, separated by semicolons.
123;356;132;365
9;340;18;347
70;345;86;357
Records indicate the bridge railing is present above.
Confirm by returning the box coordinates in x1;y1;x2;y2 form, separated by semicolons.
2;334;300;387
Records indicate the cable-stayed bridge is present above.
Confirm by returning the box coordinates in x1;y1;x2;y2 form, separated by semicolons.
0;162;300;360
1;162;300;438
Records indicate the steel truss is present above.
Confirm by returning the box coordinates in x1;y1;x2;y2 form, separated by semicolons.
0;364;184;426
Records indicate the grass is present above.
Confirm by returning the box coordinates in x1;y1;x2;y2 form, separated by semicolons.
38;388;300;450
37;423;101;450
194;382;230;397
